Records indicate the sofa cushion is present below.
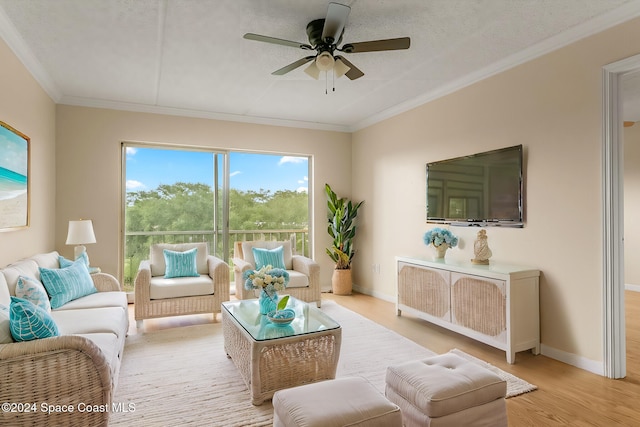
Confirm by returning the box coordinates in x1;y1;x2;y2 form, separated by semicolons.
164;248;199;278
40;260;97;309
1;259;40;296
75;333;120;376
242;241;293;270
252;246;286;270
16;275;51;312
9;296;60;342
150;275;214;299
54;291;128;311
150;242;209;277
52;306;128;338
59;253;89;269
29;251;61;270
0;273;10;306
0;304;12;343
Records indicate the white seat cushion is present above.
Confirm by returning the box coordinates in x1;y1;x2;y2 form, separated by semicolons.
54;291;127;311
149;275;214;299
52;306;128;338
75;332;119;374
286;270;309;288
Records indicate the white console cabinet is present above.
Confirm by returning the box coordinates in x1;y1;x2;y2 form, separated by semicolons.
396;256;540;364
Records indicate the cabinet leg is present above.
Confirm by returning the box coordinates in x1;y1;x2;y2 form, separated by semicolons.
532;344;540;355
507;351;515;364
397;308;402;316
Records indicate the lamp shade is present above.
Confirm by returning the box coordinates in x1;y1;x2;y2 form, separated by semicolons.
66;220;96;245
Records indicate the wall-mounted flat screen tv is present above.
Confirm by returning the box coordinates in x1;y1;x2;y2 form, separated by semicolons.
426;145;523;227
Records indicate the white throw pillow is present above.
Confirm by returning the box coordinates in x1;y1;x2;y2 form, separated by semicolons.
0;304;13;343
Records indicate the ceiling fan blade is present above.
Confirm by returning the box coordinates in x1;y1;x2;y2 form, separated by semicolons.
341;37;410;53
335;55;364;80
272;56;316;75
244;33;312;50
321;2;350;44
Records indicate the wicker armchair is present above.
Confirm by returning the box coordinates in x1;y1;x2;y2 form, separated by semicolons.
233;240;321;307
134;243;230;329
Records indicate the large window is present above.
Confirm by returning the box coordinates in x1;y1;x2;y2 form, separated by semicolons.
122;145;310;292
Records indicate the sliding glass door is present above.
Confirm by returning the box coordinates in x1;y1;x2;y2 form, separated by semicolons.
122;145;310;293
122;144;227;292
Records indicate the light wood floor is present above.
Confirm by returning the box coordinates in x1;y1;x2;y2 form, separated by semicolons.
129;291;640;426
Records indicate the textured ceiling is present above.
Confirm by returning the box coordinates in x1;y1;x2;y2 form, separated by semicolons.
1;0;640;131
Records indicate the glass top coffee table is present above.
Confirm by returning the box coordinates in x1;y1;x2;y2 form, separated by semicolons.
222;296;341;405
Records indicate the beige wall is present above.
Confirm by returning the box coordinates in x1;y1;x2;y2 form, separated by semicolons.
351;17;640;368
5;8;640;373
55;106;351;289
0;38;56;267
625;124;640;286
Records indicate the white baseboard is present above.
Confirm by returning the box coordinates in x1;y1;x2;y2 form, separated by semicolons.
352;285;606;376
625;283;640;292
352;284;395;303
540;344;604;376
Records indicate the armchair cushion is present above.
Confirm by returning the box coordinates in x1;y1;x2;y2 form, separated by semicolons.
149;275;214;299
287;270;310;288
252;246;286;270
9;296;60;342
241;240;293;270
39;260;97;309
163;248;199;278
150;243;208;277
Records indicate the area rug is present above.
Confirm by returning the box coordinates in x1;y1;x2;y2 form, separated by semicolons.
450;348;537;397
111;300;535;426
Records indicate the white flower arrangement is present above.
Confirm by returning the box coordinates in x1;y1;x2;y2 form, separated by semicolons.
243;265;289;295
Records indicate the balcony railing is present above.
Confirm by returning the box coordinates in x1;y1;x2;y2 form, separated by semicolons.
123;229;309;292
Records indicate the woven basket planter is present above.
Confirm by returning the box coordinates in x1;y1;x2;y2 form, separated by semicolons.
332;269;352;295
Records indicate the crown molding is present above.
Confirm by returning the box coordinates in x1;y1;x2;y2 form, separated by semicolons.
0;5;61;102
3;2;640;133
350;1;640;132
58;96;352;133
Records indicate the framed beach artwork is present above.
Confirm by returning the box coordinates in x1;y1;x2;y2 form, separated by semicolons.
0;121;29;231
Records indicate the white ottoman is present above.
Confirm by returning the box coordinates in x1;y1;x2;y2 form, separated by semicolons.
385;353;508;427
272;377;402;427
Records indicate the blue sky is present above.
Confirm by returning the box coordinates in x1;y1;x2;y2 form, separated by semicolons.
125;147;308;193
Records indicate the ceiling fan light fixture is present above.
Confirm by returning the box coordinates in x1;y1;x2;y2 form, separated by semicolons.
315;51;335;71
334;57;351;78
304;62;321;80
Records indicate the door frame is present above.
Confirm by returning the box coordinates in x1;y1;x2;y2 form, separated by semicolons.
602;53;640;378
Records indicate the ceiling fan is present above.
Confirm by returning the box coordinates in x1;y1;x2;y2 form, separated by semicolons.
243;2;410;81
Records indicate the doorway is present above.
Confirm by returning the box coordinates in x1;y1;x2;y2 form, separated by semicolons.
602;53;640;378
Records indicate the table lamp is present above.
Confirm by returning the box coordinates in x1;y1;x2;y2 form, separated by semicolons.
66;219;96;264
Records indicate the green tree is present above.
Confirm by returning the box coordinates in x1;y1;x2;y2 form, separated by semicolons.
124;182;309;290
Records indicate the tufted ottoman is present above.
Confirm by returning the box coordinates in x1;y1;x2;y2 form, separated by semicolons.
272;377;402;427
385;353;508;427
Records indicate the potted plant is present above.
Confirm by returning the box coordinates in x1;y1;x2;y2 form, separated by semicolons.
325;184;364;295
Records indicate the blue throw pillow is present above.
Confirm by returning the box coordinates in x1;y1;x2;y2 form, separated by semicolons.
40;259;97;309
252;246;286;270
164;248;199;278
9;296;59;342
59;252;89;268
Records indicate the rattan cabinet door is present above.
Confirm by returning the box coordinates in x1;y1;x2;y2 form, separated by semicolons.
450;273;507;342
398;262;451;321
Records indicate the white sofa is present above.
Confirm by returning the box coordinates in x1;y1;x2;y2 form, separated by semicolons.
0;251;128;427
